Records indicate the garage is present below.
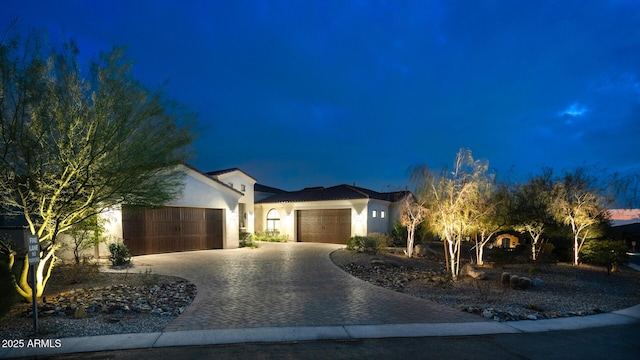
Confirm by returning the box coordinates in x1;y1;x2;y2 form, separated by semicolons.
296;209;351;244
123;206;223;255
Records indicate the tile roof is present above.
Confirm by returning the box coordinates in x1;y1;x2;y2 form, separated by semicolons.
206;168;258;182
255;183;287;194
256;184;409;204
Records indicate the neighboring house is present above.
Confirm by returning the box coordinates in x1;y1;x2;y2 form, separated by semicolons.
254;185;409;244
608;209;640;226
489;233;522;249
608;209;640;251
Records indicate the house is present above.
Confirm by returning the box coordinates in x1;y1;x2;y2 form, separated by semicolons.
489;233;522;249
97;165;408;256
254;185;409;244
608;209;640;251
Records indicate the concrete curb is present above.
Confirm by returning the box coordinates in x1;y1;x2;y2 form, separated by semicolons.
2;304;639;359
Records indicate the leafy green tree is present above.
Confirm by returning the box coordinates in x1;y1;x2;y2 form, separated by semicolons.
0;33;193;301
64;214;107;264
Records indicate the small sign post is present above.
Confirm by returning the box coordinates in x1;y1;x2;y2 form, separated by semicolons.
25;231;40;333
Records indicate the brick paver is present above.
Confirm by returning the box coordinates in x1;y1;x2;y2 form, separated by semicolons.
132;242;486;331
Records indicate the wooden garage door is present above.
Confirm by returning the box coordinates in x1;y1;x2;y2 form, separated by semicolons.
296;209;351;244
123;207;223;255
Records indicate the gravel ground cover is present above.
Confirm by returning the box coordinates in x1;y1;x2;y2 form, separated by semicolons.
330;248;640;321
1;264;195;340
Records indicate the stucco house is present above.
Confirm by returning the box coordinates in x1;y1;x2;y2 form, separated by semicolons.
254;185;409;244
98;165;408;256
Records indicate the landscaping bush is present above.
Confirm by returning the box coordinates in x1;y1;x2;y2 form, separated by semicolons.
0;260;17;317
581;240;629;274
390;221;407;247
254;230;288;242
108;242;132;266
239;232;258;248
346;233;390;254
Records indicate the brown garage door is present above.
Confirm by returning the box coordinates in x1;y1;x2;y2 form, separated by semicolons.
296;209;351;244
123;207;223;255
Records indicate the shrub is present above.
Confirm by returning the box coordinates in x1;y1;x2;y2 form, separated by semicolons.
254;230;288;242
581;240;629;274
138;268;160;286
64;259;101;284
108;242;132;266
346;233;390;254
0;261;17;317
239;232;258;248
390;221;407;247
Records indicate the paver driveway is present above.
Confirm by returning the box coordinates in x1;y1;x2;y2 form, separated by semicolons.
133;242;485;331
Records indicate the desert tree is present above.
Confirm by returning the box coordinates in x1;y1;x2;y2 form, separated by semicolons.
412;149;487;280
399;193;429;258
512;169;555;261
0;34;193;300
471;180;511;266
551;167;613;266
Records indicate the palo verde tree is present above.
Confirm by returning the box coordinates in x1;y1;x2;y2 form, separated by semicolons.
512;169;555;261
399;193;429;258
471;180;510;266
0;34;193;301
412;149;488;280
551;167;612;266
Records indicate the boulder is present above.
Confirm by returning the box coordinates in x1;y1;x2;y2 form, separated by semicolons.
500;272;511;285
414;244;438;258
532;278;544;287
518;277;532;290
460;263;487;280
509;275;520;289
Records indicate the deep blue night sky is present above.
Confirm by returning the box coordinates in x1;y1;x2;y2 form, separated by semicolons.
4;1;640;192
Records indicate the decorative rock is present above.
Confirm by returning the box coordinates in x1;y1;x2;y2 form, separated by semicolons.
414;244;438;258
509;275;520;289
532;278;544;287
518;277;532;290
460;263;487;280
501;272;511;285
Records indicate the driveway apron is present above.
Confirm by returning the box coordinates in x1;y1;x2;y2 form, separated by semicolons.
133;242;485;331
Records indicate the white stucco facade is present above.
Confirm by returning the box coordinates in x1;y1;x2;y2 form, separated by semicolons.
255;196;402;241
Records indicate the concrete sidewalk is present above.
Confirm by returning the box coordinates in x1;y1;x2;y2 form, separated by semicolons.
3;304;639;358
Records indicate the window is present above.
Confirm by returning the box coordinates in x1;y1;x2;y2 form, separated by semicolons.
241;184;246;192
372;210;377;218
381;210;386;219
266;208;280;231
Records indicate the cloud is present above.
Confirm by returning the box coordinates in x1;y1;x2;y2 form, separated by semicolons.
558;102;589;124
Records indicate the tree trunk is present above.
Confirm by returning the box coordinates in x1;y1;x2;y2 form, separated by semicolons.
406;225;415;258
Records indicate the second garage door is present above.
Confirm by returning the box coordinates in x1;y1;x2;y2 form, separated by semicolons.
296;209;351;244
123;207;223;255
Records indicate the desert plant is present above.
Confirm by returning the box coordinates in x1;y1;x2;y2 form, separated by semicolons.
138;268;160;286
254;230;288;242
63;214;108;264
346;233;390;254
581;240;629;274
108;242;132;266
239;232;258;248
0;261;17;317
